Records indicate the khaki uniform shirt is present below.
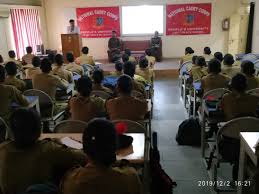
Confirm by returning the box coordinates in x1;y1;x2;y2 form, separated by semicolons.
4;76;26;92
129;56;137;64
61;166;142;194
136;68;154;84
32;73;69;99
106;96;148;121
132;79;147;98
65;62;84;76
7;58;23;70
203;54;214;61
0;140;86;194
222;92;259;121
189;66;207;81
108;37;121;50
0;84;28;121
22;54;35;65
25;67;41;79
181;53;193;63
201;73;230;94
145;56;156;68
246;76;259;90
52;66;73;83
92;84;113;95
69;96;105;122
110;71;123;77
75;54;95;66
221;65;240;78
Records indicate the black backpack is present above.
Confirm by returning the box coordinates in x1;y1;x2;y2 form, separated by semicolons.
175;117;201;146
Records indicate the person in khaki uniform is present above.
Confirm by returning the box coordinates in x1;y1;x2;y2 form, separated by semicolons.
214;52;224;63
4;61;26;92
123;61;147;98
136;57;154;84
61;119;142;194
52;54;73;83
92;69;113;95
189;56;207;81
125;49;137;64
186;55;198;72
203;47;214;61
0;66;28;121
222;73;259;121
106;75;148;121
25;56;41;79
201;59;230;94
0;108;86;194
179;47;194;69
221;54;240;78
65;53;84;76
110;61;123;77
7;50;23;70
22;46;35;65
32;58;69;99
75;46;95;66
241;60;259;90
69;76;105;122
145;48;156;68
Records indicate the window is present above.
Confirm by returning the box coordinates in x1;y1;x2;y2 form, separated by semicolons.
121;5;164;36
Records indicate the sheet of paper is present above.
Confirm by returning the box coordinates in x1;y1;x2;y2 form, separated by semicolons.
60;137;83;149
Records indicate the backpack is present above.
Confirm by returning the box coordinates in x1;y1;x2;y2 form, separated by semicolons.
175;117;201;146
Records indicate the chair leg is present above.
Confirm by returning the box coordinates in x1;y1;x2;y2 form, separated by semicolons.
207;146;216;170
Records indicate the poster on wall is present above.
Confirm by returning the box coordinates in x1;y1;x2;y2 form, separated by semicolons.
76;7;120;38
166;3;212;35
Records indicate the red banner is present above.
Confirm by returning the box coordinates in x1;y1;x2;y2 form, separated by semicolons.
76;7;120;38
166;3;211;35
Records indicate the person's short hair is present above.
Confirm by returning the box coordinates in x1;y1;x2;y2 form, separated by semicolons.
92;69;104;84
0;55;3;63
76;76;92;97
117;75;133;95
122;54;129;63
55;54;64;66
204;47;211;55
10;108;41;148
8;50;16;58
185;47;194;54
66;52;74;63
124;49;131;56
139;56;149;68
32;56;41;67
230;73;247;92
48;53;55;64
115;61;123;72
26;46;33;54
83;119;117;167
223;54;235;66
214;52;223;62
40;58;52;73
192;55;198;64
196;56;206;67
5;61;17;76
69;19;75;23
0;65;5;82
241;60;255;76
208;59;221;74
81;47;89;54
145;48;152;56
123;61;135;77
112;30;117;34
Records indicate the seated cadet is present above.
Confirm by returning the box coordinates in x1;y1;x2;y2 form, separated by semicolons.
106;75;148;120
221;54;240;78
0;55;4;66
65;52;84;76
124;49;137;64
122;53;129;63
189;56;208;81
4;61;26;92
32;58;69;99
0;65;28;121
69;76;105;122
145;48;156;68
61;119;142;194
222;73;259;121
241;60;259;90
123;61;147;98
214;52;224;63
186;55;198;72
52;54;73;83
136;56;154;84
92;69;113;95
203;47;214;61
179;47;194;69
201;59;230;94
75;46;95;66
22;46;35;65
110;61;123;77
0;108;86;194
48;53;55;65
7;50;23;70
25;56;42;79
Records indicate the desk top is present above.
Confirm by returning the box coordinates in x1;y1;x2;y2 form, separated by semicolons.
40;133;145;163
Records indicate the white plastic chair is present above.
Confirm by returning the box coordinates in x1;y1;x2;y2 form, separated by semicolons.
54;120;87;133
246;88;259;97
241;53;258;62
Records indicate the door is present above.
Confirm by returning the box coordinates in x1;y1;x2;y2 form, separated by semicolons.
0;18;9;60
228;13;240;55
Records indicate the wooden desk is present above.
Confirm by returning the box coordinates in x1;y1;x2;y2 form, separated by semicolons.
12;96;40;114
40;133;145;164
238;132;259;194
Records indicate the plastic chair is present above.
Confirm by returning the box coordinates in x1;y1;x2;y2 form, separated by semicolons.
253;60;259;76
91;90;112;100
241;53;258;62
246;88;259;97
53;120;87;133
82;64;95;76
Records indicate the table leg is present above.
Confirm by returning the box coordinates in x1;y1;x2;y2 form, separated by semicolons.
237;139;246;194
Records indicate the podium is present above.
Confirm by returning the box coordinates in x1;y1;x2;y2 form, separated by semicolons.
61;34;82;62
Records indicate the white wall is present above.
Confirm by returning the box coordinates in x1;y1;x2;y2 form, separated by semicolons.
252;0;259;53
43;0;239;59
